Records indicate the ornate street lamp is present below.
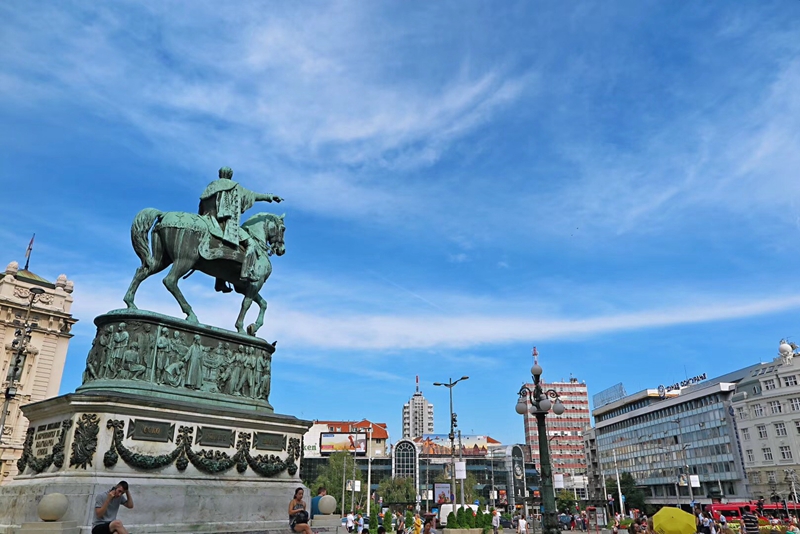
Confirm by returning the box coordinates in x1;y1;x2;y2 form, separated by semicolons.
434;376;469;508
516;348;564;534
0;286;44;445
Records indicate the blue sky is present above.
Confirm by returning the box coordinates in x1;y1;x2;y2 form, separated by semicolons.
2;1;800;446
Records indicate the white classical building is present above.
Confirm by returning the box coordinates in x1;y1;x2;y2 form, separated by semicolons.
402;376;434;439
731;341;800;500
0;260;77;484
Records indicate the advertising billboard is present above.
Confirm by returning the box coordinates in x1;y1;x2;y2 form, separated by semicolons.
434;483;452;504
320;433;367;455
416;434;498;457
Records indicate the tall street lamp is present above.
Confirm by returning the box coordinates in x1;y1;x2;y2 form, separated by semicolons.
516;349;564;534
434;376;469;508
0;286;44;445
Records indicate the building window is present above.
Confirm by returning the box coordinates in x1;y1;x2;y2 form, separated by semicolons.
751;472;762;484
737;407;748;419
758;425;768;439
781;446;793;460
786;376;798;387
776;422;788;437
742;428;750;440
763;448;774;461
791;399;800;412
754;405;765;417
765;379;777;390
746;449;755;462
394;441;417;481
768;471;777;483
770;401;783;414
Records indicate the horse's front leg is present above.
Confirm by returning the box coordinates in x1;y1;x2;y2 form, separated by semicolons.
247;292;268;336
235;293;254;334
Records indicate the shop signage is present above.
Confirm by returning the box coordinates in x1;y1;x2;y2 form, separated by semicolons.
660;372;707;393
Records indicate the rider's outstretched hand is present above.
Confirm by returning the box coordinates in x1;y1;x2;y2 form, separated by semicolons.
271;195;283;203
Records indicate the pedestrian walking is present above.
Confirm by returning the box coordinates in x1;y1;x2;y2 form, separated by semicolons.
516;514;528;534
491;510;500;534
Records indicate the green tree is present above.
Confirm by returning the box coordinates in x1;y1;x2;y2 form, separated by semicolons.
369;503;379;533
406;510;414;531
556;490;577;513
311;451;365;514
446;512;459;528
377;477;416;505
605;472;647;514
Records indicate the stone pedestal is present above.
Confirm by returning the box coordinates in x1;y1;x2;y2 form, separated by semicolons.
0;308;312;534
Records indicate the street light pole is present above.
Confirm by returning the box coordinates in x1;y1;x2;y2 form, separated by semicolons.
612;450;624;518
367;425;373;516
434;376;469;509
673;418;694;509
516;348;566;534
0;287;43;446
458;430;465;508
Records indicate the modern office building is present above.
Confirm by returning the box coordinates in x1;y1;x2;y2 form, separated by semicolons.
402;376;434;439
592;366;761;508
523;376;590;477
730;341;800;501
0;260;77;484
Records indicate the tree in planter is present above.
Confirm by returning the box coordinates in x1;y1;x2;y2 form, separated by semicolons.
369;504;379;533
464;507;474;528
475;508;484;530
406;510;414;532
456;507;467;529
446;512;459;529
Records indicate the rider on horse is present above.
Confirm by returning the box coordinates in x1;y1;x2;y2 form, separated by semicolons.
198;167;283;292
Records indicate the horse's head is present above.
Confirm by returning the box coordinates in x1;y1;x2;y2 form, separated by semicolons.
265;213;286;256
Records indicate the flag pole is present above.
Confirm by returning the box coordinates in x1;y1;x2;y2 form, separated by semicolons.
23;233;35;271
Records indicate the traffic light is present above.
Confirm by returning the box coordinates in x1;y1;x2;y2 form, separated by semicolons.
452;413;458;428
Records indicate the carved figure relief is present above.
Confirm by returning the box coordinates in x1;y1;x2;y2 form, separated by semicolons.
82;320;273;402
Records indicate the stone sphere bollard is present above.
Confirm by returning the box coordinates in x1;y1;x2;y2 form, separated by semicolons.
38;493;69;522
319;495;336;515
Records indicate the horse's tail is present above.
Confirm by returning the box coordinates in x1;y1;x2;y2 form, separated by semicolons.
131;208;163;270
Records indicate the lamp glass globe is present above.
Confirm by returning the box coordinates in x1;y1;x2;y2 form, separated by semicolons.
515;400;528;415
539;398;552;412
552;400;566;415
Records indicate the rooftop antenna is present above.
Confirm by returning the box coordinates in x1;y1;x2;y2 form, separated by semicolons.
532;346;538;365
416;375;420;394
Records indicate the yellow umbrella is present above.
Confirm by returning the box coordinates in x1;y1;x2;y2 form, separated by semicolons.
653;507;696;534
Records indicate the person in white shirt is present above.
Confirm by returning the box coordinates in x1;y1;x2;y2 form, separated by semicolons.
491;510;500;534
516;514;527;534
346;512;355;533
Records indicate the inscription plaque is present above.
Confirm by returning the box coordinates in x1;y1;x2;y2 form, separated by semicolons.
196;426;235;448
33;427;60;457
254;432;286;451
127;419;175;443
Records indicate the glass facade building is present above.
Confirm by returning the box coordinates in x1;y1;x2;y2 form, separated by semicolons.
593;365;761;507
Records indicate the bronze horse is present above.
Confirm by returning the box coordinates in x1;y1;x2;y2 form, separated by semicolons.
123;208;285;335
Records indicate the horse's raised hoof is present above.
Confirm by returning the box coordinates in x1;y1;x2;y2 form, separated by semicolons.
186;314;200;325
246;324;258;336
